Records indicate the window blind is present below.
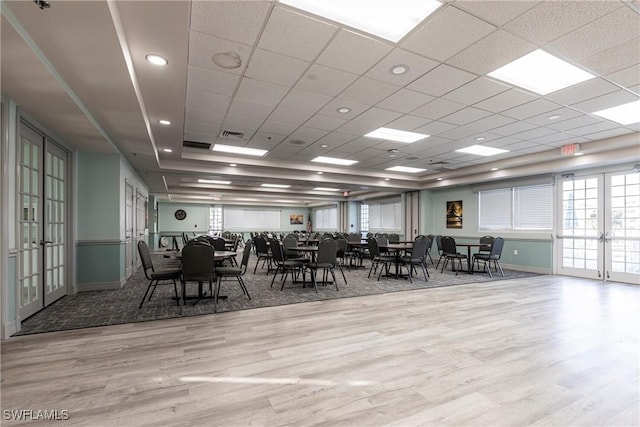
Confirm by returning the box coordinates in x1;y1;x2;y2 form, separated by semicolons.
479;184;552;231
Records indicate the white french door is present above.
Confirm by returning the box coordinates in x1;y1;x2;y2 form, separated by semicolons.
557;171;640;284
125;180;134;279
18;122;69;319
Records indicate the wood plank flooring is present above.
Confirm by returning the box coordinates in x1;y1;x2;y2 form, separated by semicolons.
1;275;638;426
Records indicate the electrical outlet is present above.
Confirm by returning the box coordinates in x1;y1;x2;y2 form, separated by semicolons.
513;249;518;255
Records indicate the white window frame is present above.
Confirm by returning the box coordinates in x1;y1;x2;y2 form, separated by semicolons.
478;184;553;232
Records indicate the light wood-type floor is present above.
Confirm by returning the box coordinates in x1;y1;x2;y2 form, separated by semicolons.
2;275;638;427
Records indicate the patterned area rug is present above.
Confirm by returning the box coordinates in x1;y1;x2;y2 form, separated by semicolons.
15;252;541;335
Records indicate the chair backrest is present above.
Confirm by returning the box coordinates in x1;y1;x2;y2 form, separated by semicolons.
253;236;268;254
440;236;457;255
283;236;298;256
375;236;389;248
367;237;381;258
210;238;226;251
479;235;494;252
388;233;400;243
137;241;154;276
239;242;252;273
435;235;443;252
489;237;505;259
270;239;285;263
411;237;428;260
425;235;434;254
316;239;337;264
348;233;361;243
335;238;347;257
181;242;215;281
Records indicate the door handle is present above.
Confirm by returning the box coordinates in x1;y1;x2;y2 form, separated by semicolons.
40;240;53;245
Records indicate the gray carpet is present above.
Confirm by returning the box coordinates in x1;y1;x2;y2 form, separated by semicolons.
15;252;540;335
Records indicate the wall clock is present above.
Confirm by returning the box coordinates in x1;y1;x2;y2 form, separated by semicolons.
174;209;187;220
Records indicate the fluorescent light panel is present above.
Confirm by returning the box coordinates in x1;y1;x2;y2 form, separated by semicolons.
455;145;509;156
311;156;358;166
488;49;595;95
212;144;268;157
279;0;441;43
261;183;291;188
314;187;341;191
385;166;426;173
365;127;429;143
198;179;231;185
593;100;640;125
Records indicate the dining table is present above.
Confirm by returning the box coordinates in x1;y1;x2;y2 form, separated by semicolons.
378;243;413;279
455;243;491;274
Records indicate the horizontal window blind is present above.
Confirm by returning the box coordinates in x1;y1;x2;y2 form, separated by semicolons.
479;184;552;231
315;207;337;229
368;199;401;231
223;208;280;230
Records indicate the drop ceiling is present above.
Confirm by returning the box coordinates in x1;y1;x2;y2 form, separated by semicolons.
1;0;638;207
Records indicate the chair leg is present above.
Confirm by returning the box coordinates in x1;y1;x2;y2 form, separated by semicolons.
173;279;180;307
213;279;219;313
496;260;504;276
139;282;153;309
337;263;347;284
420;263;428;282
330;269;339;291
310;269;318;293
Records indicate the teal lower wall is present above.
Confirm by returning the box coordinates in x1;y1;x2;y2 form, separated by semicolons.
76;241;125;289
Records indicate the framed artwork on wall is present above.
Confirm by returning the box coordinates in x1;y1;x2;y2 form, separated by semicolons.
290;214;304;225
446;200;463;229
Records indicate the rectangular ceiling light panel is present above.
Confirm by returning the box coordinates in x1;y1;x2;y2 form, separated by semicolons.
212;144;268;157
365;127;429;143
311;156;358;166
455;145;509;156
314;187;341;191
593;100;640;125
198;179;231;185
488;49;595;95
279;0;441;43
261;183;291;188
385;166;426;173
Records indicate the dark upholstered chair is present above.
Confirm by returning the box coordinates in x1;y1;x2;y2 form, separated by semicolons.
137;241;181;310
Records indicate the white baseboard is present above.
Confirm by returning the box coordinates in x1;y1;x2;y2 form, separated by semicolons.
3;320;17;339
77;280;125;291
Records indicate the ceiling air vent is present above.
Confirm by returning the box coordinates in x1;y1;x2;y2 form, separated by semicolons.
219;130;246;140
183;140;212;150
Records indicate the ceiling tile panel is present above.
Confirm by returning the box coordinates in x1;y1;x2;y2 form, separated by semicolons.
267;105;315;125
581;128;635;141
303;114;348;131
258;6;338;61
365;48;439;87
473;88;538;113
547;78;621;106
318;99;370;119
339;76;399;105
452;1;540;26
377;89;434;113
580;37;640;76
547;7;637;61
258;119;299;135
523;108;584;126
190;1;271;46
408;64;477;97
401;5;496;61
510;126;557;141
504;1;622;45
316;29;393;75
413;121;458;136
502;99;564;120
295;64;358;97
565;121;621;137
227;99;274;121
187;65;240;97
286;126;329;143
385;115;432;131
411;98;466;120
571;90;639;113
245;49;310;87
443;77;511;105
606;64;640;88
279;89;332;112
447;30;536;76
314;132;356;149
546;115;603;132
491;121;537;137
188;31;251;75
235;78;289;106
185;90;230;114
440;107;493;126
354;107;403;127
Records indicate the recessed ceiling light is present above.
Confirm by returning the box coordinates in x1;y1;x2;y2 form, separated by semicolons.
437;177;443;181
488;49;595;95
198;179;231;185
385;166;427;173
145;54;168;66
314;187;341;191
593;100;640;125
365;127;429;143
574;152;584;156
279;0;441;43
337;107;351;114
548;115;561;120
212;144;268;157
320;144;329;148
311;156;358;166
261;183;291;188
455;145;509;156
317;171;323;175
491;167;499;171
159;119;171;125
229;163;237;167
384;178;390;181
389;154;396;158
475;137;485;141
162;148;173;153
391;65;409;75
